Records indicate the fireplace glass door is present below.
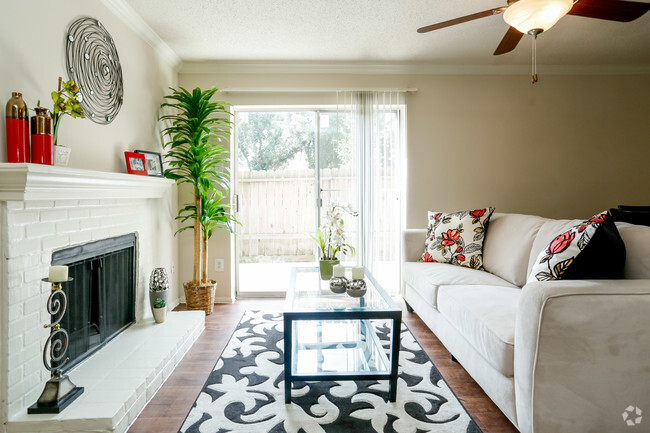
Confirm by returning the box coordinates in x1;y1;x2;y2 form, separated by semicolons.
51;234;136;372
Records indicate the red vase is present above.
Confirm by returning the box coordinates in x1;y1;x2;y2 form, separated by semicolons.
5;92;30;163
31;107;53;165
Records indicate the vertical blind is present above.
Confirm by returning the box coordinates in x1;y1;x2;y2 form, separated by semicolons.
336;90;404;294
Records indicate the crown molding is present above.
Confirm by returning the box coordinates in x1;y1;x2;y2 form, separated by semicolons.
180;61;650;76
100;0;182;71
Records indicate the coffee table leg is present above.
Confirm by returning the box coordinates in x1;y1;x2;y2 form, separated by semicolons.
284;315;292;403
389;317;401;402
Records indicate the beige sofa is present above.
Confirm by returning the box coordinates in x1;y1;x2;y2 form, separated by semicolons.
402;213;650;433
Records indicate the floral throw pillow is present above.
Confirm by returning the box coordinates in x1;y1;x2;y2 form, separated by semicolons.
420;207;495;270
528;210;626;282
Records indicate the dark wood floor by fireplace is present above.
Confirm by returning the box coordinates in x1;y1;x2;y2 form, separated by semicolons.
128;298;517;433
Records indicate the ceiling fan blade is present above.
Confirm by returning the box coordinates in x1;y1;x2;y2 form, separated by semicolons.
568;0;650;22
493;26;524;55
417;7;508;33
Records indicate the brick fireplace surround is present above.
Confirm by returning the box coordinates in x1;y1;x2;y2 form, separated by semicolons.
0;164;205;433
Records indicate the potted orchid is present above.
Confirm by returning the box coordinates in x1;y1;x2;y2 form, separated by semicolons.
312;203;358;280
51;77;85;165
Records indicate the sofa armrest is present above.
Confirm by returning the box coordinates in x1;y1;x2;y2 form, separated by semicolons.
514;279;650;433
402;229;427;263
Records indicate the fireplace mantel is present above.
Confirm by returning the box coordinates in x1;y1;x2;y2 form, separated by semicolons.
0;163;174;201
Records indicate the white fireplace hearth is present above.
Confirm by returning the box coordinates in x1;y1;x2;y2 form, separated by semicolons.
0;164;205;433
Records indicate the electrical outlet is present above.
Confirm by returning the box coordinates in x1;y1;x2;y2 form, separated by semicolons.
215;258;225;272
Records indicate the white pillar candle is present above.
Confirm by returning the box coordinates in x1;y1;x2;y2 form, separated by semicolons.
333;264;345;278
351;266;364;280
49;265;68;282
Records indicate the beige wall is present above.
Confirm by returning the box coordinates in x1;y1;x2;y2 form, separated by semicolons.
1;3;180;301
180;71;650;299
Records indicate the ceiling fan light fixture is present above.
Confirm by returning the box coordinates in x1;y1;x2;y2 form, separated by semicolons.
503;0;573;33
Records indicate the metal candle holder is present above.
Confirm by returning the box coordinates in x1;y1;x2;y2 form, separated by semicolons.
346;278;367;297
329;276;348;294
28;278;84;414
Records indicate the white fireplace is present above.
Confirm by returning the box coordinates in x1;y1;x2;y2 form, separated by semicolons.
0;163;204;433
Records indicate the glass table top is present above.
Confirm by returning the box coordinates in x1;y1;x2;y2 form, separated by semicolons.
285;266;399;313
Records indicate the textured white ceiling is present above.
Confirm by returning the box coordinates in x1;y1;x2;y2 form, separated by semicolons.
124;0;650;66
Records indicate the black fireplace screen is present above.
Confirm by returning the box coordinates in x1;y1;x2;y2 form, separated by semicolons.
51;233;136;372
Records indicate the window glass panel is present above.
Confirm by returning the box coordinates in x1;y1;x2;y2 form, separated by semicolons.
236;111;317;293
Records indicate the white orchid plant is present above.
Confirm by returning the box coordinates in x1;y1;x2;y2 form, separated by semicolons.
313;203;358;261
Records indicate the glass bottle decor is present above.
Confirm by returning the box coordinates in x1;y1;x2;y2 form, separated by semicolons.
5;92;30;163
30;107;53;165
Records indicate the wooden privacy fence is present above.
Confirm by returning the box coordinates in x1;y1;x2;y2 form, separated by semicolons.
237;168;356;261
237;167;399;262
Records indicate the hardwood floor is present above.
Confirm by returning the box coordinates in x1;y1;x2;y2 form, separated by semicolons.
128;298;518;433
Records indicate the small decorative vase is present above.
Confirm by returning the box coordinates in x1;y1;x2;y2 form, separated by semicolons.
319;259;340;280
30;107;53;165
5;92;30;163
329;276;348;294
150;267;170;290
346;279;367;297
153;307;167;324
54;145;72;166
149;268;170;312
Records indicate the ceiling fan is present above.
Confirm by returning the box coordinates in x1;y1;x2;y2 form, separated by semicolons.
418;0;650;82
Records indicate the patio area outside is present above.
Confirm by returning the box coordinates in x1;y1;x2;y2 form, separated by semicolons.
238;261;399;295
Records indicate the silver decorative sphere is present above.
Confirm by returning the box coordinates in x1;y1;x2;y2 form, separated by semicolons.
346;279;367;297
330;276;348;294
149;267;169;291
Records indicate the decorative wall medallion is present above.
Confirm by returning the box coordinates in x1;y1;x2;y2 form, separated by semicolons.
65;17;123;124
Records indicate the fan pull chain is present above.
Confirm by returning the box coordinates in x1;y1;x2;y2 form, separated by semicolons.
531;32;538;84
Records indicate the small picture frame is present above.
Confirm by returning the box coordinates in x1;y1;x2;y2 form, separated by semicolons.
124;152;148;176
135;150;164;177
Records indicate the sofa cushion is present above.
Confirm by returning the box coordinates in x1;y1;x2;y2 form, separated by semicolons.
421;207;494;270
610;206;650;226
437;285;519;377
616;222;650;279
403;262;516;309
528;218;581;276
483;213;549;287
528;211;626;282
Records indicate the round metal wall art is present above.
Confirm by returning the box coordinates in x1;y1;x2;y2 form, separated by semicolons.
65;17;123;124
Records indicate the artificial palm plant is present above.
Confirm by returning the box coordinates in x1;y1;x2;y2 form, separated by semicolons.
177;189;238;282
160;87;236;312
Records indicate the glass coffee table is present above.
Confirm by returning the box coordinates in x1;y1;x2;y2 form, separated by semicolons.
283;267;402;403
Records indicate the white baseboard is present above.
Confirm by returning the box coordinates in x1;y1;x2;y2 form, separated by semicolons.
214;296;235;304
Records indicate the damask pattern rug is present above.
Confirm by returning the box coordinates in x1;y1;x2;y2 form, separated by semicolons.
179;310;482;433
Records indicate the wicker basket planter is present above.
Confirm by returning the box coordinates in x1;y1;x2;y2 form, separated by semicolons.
184;280;217;315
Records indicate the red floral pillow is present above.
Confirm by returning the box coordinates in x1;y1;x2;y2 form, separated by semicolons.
420;207;495;270
528;210;626;281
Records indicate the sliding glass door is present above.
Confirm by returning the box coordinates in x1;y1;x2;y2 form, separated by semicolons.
233;109;358;295
233;97;403;297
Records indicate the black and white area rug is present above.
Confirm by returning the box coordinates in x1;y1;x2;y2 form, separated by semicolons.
180;311;482;433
